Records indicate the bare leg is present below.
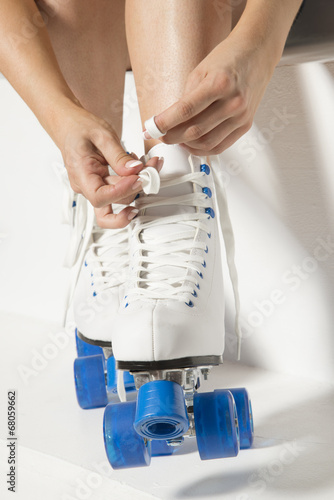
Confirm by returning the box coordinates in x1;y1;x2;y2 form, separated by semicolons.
37;0;131;137
125;0;234;153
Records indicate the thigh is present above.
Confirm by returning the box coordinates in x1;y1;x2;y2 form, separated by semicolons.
36;0;131;133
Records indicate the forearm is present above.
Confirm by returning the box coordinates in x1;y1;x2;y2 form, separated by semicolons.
230;0;304;68
0;0;81;145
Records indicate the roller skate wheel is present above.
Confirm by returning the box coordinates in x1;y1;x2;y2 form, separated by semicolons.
104;401;151;469
74;355;108;409
134;380;189;440
194;389;240;460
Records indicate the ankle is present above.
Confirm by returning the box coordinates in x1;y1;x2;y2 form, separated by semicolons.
144;138;162;154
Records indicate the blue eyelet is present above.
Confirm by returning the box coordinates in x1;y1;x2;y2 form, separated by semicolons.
91;272;93;277
125;302;129;308
200;164;210;175
93;291;97;297
205;207;215;218
202;261;206;268
135;193;140;200
202;187;212;198
197;271;203;279
91;282;94;286
192;290;197;297
196;283;200;289
207;232;211;238
185;300;194;308
72;200;77;208
84;260;87;267
204;245;208;253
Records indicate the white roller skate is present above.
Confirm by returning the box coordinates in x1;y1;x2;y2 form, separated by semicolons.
103;143;254;468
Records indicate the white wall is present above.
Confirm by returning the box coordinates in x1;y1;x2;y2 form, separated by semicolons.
1;62;333;383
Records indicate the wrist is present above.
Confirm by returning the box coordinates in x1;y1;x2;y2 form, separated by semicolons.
38;94;84;149
230;0;304;69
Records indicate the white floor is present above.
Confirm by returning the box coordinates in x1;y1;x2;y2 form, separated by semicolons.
0;313;333;500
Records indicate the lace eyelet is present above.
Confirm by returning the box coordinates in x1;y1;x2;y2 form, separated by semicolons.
202;187;212;198
192;290;197;297
205;207;215;218
202;261;206;268
197;271;203;279
204;245;208;253
200;164;210;175
185;300;194;308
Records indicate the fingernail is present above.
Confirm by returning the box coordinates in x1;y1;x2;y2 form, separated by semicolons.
128;209;139;221
157;157;164;172
125;159;143;169
142;130;152;140
131;178;143;190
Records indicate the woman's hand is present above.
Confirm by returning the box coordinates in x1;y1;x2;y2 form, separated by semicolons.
58;106;162;228
143;31;279;156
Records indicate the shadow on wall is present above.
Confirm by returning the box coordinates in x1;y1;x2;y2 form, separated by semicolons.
221;61;334;383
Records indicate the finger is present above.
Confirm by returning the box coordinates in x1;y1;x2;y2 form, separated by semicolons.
104;156;164;205
81;172;142;208
182;122;252;156
90;129;145;176
95;205;138;229
146;80;217;139
163;95;247;145
184;116;240;152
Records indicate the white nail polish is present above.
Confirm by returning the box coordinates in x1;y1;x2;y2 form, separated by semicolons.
125;160;143;169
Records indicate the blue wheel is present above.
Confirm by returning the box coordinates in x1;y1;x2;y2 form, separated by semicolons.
151;440;174;457
106;356;136;394
74;355;108;409
75;329;103;357
104;401;151;469
194;390;239;460
134;380;189;440
227;388;254;449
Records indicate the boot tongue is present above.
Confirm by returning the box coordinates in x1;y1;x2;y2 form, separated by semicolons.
137;145;197;290
144;144;195;217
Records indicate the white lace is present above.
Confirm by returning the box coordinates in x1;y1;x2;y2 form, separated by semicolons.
127;160;211;302
85;225;129;293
